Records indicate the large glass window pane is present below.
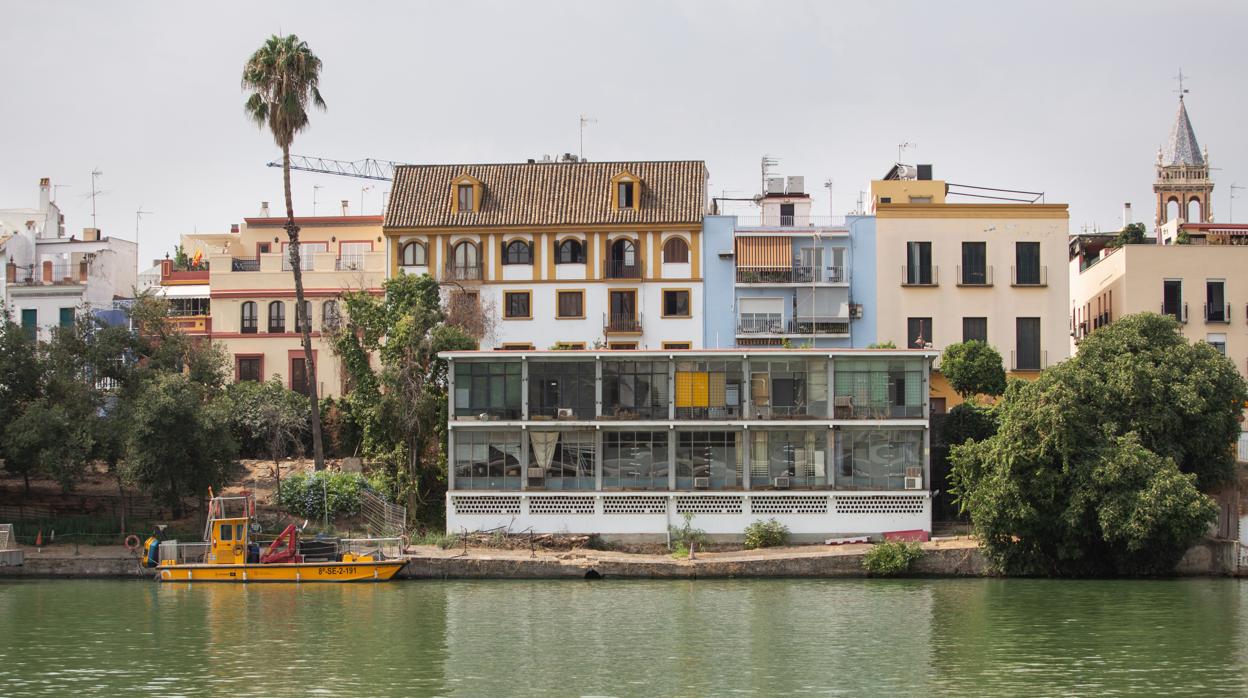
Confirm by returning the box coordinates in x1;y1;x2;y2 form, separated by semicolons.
603;431;670;490
748;359;826;419
452;431;522;490
528;431;595;491
750;430;827;487
528;361;595;419
835;429;922;490
675;431;741;490
834;358;924;419
454;361;522;419
675;360;743;419
603;361;669;420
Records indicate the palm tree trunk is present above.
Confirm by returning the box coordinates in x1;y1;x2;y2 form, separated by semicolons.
283;145;326;471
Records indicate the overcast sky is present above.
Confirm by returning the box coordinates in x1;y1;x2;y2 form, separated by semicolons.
3;1;1246;265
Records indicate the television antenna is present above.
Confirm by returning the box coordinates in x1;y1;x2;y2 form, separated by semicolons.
53;184;71;203
135;207;154;261
898;141;916;164
823;179;834;217
360;185;374;214
1174;69;1190;98
761;155;780;196
1229;182;1244;223
85;168;106;228
578;114;598;160
312;184;323;215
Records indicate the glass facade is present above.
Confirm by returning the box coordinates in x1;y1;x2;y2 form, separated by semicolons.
449;352;930;492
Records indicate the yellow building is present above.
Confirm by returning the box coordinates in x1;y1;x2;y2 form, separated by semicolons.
383;160;708;350
871;165;1070;410
179;212;385;397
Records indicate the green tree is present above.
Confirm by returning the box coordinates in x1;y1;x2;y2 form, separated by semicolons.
123;373;237;518
940;340;1007;399
224;377;308;492
242;33;328;470
1108;222;1148;248
950;313;1246;576
331;273;477;523
0;311;43;491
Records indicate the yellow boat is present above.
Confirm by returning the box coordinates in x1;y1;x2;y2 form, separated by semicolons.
146;494;406;583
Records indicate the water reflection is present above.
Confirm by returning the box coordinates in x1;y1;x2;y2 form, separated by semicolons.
0;578;1244;696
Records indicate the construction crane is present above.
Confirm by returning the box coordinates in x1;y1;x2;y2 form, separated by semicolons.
265;155;407;181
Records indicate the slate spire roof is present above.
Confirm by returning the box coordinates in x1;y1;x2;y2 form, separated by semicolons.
1162;97;1204;167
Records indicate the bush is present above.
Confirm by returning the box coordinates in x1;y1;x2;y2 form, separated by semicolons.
224;378;309;459
863;540;924;576
411;530;459;549
668;512;707;557
277;471;367;520
940;402;997;446
744;518;789;549
940;340;1007;399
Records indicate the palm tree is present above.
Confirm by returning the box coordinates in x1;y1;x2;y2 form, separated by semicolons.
242;34;327;470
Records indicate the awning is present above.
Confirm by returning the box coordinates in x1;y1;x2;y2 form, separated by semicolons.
156;284;211;299
735;237;790;268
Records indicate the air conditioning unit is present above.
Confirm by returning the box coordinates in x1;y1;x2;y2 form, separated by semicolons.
527;467;545;480
556;408;575;420
786;176;805;195
766;177;785;195
772;476;791;489
904;467;924;490
850;304;864;319
692;477;710;490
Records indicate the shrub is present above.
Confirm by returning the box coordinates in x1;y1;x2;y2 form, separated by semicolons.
411;530;459;549
863;540;924;576
277;471;367;520
743;518;789;549
669;512;707;557
940;402;998;446
940;340;1007;399
224;378;309;459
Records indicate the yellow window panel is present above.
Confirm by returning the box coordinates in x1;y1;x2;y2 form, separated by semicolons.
692;372;709;407
709;372;726;407
751;372;770;405
675;372;694;407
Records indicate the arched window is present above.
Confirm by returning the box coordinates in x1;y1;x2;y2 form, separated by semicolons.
1187;197;1202;223
401;241;427;266
607;238;638;278
295;300;312;332
450;241;481;279
555;239;585;264
503;240;533;265
267;301;285;333
322;300;341;330
240;301;257;334
662;237;689;263
1166;197;1181;224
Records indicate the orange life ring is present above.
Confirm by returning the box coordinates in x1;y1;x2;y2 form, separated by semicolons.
232;544;244;557
124;534;141;551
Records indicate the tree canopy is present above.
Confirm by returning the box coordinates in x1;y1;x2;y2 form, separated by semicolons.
950;313;1246;576
1108;222;1148;248
940;340;1007;399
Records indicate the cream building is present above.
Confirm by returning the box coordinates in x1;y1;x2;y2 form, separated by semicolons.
178;211;385;397
383;160;708;350
871;165;1070;409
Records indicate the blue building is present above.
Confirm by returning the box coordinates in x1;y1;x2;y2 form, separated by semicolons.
704;177;876;348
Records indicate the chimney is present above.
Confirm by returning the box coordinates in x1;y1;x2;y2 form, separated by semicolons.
341;200;350;216
161;258;173;280
260;202;270;217
231;224;240;233
39;177;51;211
1122;202;1132;229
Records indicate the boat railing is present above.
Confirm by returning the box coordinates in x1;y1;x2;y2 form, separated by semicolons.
159;540;210;565
340;537;404;560
203;495;255;540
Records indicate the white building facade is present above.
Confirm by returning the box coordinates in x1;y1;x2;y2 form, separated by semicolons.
443;348;938;542
1;178;137;338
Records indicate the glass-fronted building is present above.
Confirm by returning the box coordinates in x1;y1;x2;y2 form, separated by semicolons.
443;348;937;541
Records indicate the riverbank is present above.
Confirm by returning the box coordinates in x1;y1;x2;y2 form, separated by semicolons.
2;537;1241;579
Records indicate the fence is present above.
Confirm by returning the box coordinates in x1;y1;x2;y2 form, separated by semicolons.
0;524;12;551
1238;432;1248;463
360;489;407;537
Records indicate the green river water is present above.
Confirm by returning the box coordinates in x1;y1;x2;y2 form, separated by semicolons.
0;578;1245;696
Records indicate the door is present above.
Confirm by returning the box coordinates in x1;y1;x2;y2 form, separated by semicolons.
20;309;36;340
799;247;822;282
780;203;795;225
609;290;636;319
339;242;371;270
291;358;310;396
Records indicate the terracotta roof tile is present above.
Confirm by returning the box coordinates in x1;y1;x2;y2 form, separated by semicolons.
384;160;707;229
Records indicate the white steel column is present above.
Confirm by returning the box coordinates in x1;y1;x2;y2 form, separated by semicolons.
668;426;677;491
594;357;603;418
521;356;529;420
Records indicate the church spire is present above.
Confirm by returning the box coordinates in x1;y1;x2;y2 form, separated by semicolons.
1153;78;1213;228
1162;96;1204;167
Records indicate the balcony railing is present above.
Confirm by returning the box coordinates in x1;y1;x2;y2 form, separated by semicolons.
787;318;850;336
604;312;643;334
1160;301;1188;324
956;265;994;286
738;315;783;334
605;260;643;279
733;215;843;228
1011;265;1048;287
336;255;366;271
1010;349;1048;372
231;257;260;272
1205;303;1231;323
444;263;484;281
736;265;845;284
901;265;938;286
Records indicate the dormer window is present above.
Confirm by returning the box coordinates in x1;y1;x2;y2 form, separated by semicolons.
502;240;533;265
451;174;483;214
610;171;641;211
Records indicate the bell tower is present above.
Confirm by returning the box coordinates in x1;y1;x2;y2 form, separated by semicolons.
1154;80;1213;228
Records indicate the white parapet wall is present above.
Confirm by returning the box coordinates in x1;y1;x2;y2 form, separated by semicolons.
446;491;930;543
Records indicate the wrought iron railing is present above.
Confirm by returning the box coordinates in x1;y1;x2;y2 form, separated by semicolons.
604;312;643;333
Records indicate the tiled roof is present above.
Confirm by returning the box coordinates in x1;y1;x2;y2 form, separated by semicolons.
1163;98;1204;167
384;160;707;228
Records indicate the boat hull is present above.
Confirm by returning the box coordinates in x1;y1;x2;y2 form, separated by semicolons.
157;560;406;583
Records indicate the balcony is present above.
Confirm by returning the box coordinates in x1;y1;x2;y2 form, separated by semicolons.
605;260;643;279
1010;265;1048;287
213;251;387;278
736;315;850;337
901;265;938;286
956;265;994;287
1010;349;1048;372
604;312;643;334
168;315;212;334
444;263;484;281
733;215;843;229
1205;303;1231;323
1160;301;1188;324
7;261;89;286
736;265;846;285
231;257;260;272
